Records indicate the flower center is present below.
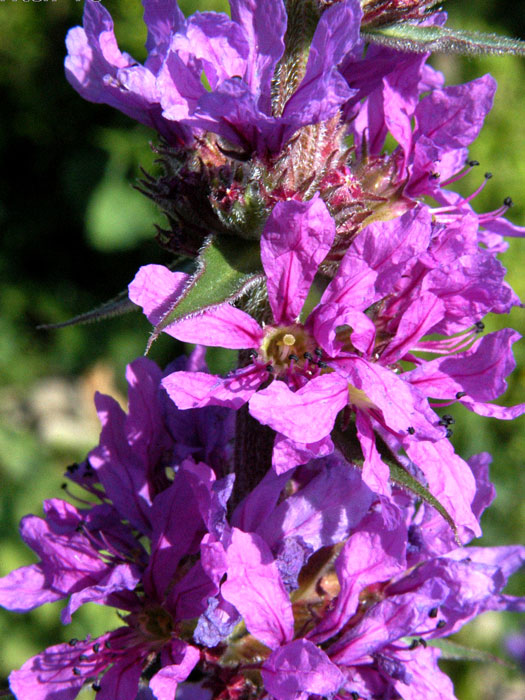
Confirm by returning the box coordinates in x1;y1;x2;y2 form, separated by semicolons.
259;324;317;376
136;605;174;644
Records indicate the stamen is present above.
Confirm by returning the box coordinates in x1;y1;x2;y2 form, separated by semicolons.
429;607;438;618
407;426;415;435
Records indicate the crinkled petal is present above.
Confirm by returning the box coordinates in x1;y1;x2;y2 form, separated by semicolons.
380;292;445;364
311;509;407;643
335;356;443;441
271;434;334;475
262;639;344;700
406;329;522;403
415;74;496;149
249;374;348;443
144;461;215;599
150;642;200;700
221;528;294;650
405;438;480;541
258;459;373;551
395;647;456;700
355;411;390;495
163;367;263;410
261;196;335;324
0;564;63;613
162;304;263;349
229;0;286;112
90;393;152;533
61;563;141;624
282;0;361;128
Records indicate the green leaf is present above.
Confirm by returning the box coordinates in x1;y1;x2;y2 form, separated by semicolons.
426;638;512;666
147;234;263;351
37;290;137;331
362;23;525;56
333;426;459;544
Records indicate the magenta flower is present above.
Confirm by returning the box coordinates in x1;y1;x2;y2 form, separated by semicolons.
66;0;363;155
218;459;525;700
130;194;524;539
0;356;235;700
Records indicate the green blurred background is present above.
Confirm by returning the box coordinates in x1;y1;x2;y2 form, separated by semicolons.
0;1;523;698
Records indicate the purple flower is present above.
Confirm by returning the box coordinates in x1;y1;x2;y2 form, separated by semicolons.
66;0;364;155
131;195;523;538
217;462;525;700
0;356;235;700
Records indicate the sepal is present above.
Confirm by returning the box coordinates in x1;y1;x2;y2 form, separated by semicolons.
363;22;525;56
146;234;263;351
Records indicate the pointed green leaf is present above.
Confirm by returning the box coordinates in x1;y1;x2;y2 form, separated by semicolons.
333;426;459;544
387;459;460;545
37;290;137;331
363;23;525;56
426;638;512;666
147;234;263;351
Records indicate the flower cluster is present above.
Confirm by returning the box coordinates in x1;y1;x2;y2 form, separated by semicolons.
2;0;525;698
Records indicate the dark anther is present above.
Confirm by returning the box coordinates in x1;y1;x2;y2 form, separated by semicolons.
350;693;360;700
419;638;428;648
504;196;513;207
475;321;485;332
442;414;455;425
66;463;79;473
407;426;415;435
408;639;420;650
92;682;102;692
104;641;111;649
248;349;258;358
430;171;440;179
456;391;467;399
266;364;274;373
93;643;100;653
61;483;67;489
303;352;314;361
75;523;84;533
68;638;79;647
468;160;480;167
318;360;328;369
437;619;446;629
73;668;82;676
314;347;323;358
289;354;299;362
484;171;493;179
429;607;438;618
79;654;89;662
445;428;453;438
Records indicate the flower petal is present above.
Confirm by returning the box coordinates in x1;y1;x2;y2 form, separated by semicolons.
261;196;335;324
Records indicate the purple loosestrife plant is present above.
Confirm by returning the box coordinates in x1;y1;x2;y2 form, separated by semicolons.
2;0;525;699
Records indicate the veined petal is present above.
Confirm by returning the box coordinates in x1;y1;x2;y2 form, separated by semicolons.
161;304;263;349
249;374;348;443
163;367;263;410
222;528;294;650
261;196;335;325
262;639;344;700
0;564;62;613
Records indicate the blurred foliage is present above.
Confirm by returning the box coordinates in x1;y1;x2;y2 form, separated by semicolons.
0;1;523;698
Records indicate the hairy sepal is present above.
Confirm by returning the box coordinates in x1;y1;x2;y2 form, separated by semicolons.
425;638;511;666
146;234;263;351
363;23;525;56
37;290;137;330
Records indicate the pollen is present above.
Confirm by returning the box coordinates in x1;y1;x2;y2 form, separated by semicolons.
282;333;296;346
